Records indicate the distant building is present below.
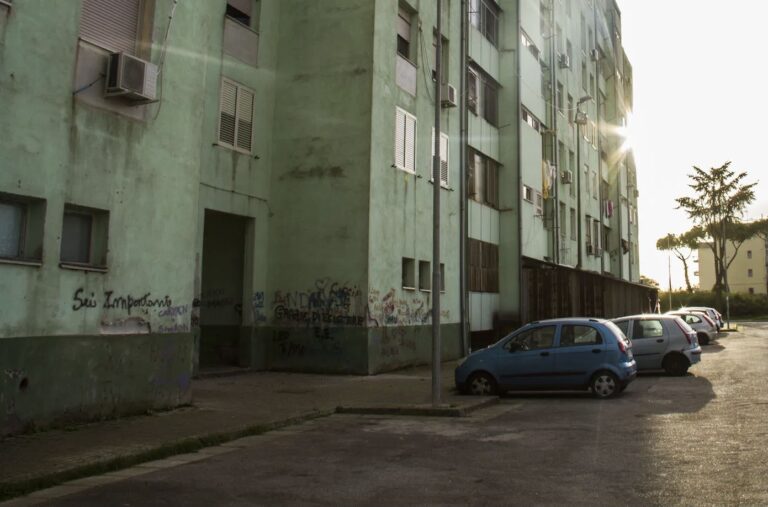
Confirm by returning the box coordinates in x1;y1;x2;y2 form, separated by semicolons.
0;0;653;434
697;236;768;294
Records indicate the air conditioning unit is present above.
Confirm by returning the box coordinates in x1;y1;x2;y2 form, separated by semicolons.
586;243;594;255
558;53;571;69
561;170;573;184
105;53;159;102
590;48;600;61
441;84;458;108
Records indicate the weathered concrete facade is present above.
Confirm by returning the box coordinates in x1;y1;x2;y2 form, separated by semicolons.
0;0;646;434
0;0;462;434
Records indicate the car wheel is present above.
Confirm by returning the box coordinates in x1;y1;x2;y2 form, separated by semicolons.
662;354;689;376
697;333;710;346
591;371;619;399
467;372;496;396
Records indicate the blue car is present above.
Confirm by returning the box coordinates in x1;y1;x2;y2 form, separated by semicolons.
455;318;637;399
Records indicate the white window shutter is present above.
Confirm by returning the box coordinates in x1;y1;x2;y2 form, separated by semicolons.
236;88;254;152
440;133;449;185
404;114;416;173
80;0;141;55
395;108;405;168
219;80;237;147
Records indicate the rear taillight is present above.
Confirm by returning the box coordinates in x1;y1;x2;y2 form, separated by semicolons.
617;337;628;354
674;319;693;344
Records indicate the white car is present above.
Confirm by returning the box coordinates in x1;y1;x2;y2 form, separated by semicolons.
666;311;717;345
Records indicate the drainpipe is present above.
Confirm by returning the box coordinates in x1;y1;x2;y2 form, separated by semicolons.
459;0;469;355
431;0;443;407
593;2;604;275
549;0;560;265
516;0;524;321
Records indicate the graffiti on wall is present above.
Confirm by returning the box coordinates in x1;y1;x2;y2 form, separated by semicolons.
251;291;267;323
71;288;190;335
366;288;447;327
272;278;365;326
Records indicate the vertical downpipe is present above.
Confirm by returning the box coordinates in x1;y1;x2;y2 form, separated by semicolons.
431;0;443;407
459;0;469;355
550;0;560;265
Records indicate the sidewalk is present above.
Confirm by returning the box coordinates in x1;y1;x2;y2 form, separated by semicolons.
0;363;495;500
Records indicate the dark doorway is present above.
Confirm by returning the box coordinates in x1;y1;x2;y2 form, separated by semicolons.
199;210;248;369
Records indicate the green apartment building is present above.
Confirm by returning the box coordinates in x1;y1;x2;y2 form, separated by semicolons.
0;0;653;434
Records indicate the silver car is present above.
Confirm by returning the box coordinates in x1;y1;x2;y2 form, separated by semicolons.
680;306;724;331
612;315;702;376
666;311;717;345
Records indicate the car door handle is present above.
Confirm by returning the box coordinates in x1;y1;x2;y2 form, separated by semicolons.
592;349;601;354
656;339;664;343
540;351;550;357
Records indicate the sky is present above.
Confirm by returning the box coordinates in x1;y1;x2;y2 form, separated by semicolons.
615;0;768;290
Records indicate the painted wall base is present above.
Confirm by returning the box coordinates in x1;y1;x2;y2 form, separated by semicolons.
251;323;463;375
0;333;194;437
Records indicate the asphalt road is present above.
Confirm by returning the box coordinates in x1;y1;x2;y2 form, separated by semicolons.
29;323;768;506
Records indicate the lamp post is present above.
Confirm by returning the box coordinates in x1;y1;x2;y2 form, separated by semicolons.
574;95;592;270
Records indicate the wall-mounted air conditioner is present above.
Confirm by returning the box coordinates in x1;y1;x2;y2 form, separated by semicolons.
441;84;458;108
558;53;571;69
105;53;159;102
561;170;573;184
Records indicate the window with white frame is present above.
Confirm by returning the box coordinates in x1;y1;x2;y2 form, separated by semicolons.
431;129;449;187
394;107;417;173
522;108;541;132
522;185;533;203
218;78;254;153
79;0;144;55
593;219;601;253
520;30;540;59
535;192;544;216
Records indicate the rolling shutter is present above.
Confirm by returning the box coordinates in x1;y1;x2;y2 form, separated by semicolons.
80;0;141;55
394;108;405;168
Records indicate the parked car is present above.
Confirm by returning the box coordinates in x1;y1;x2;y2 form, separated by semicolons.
455;318;637;399
612;315;701;375
666;311;717;345
680;306;724;331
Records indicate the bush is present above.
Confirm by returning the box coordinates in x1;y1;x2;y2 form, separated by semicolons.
658;290;768;318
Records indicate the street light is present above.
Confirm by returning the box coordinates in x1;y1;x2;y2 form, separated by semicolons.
575;95;593;270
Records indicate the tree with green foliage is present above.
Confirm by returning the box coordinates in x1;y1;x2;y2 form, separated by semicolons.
675;162;757;306
656;230;700;292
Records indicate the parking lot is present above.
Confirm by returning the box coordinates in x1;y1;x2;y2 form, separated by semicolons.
14;323;767;507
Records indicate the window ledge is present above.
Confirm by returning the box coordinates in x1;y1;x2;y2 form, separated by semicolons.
419;288;432;293
402;286;416;291
60;262;108;273
0;257;42;268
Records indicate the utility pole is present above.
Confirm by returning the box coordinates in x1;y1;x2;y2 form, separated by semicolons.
431;0;443;407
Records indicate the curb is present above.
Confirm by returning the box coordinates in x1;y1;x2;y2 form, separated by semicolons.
0;409;334;502
335;396;499;417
